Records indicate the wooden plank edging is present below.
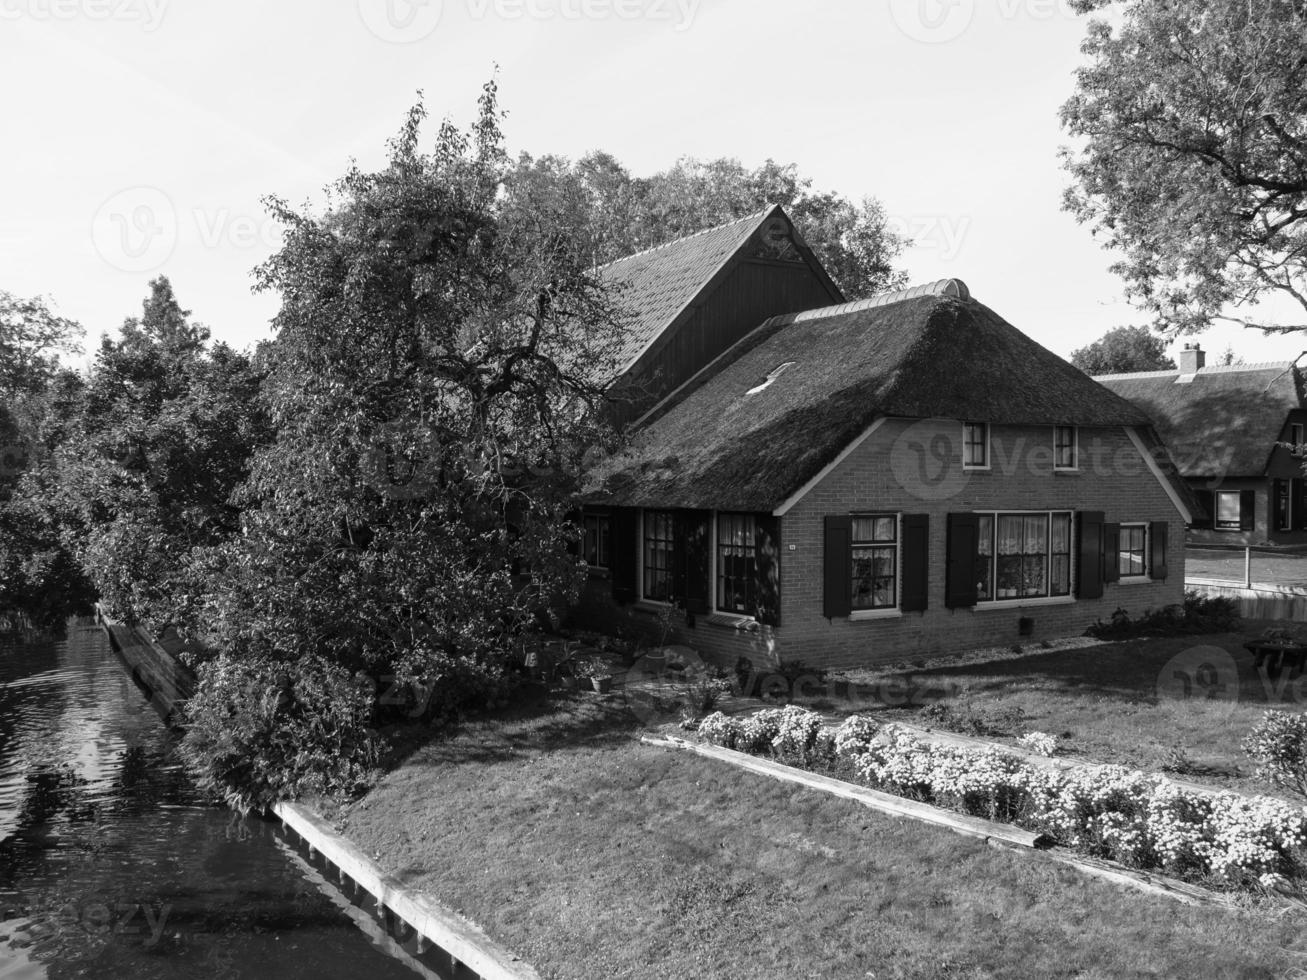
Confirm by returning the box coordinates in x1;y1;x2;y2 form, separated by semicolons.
642;735;1240;909
640;735;1045;849
272;801;541;980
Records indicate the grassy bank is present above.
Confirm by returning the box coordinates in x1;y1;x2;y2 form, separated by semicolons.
329;694;1307;980
800;626;1307;796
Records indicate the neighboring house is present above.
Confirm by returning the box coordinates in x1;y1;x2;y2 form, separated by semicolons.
1095;345;1307;547
576;267;1194;669
599;205;844;425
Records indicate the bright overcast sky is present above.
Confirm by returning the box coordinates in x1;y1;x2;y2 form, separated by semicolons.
3;0;1304;367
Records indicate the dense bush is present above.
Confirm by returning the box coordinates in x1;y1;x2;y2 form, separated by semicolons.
179;654;382;813
1245;710;1307;800
1086;591;1240;641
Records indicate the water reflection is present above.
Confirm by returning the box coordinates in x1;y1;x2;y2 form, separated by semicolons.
0;619;430;979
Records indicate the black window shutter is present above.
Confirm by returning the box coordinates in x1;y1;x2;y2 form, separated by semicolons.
945;513;980;609
1103;523;1121;585
1077;511;1104;600
610;508;639;604
1240;490;1256;531
901;514;930;612
1192;489;1214;530
681;510;711;614
754;515;782;627
1149;522;1169;580
823;515;852;619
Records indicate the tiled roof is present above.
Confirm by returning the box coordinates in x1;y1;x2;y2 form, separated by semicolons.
598;208;781;374
586;283;1165;512
1095;364;1304;477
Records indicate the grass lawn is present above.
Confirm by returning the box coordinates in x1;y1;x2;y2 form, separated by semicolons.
796;624;1307;796
330;695;1307;980
1187;547;1307;587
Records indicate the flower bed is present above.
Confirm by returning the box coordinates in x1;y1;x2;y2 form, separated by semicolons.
697;706;1307;895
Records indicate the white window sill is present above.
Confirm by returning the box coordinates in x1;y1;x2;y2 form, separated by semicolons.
703;612;759;631
1117;576;1151;586
634;600;677;614
849;608;902;621
962;465;991;472
1053;467;1079;474
975;595;1075;610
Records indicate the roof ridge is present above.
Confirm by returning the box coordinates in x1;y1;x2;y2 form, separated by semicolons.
760;279;971;329
597;205;778;269
1095;361;1296;382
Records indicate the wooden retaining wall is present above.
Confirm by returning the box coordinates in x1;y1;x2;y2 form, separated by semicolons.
274;802;540;980
95;606;197;726
1187;579;1307;621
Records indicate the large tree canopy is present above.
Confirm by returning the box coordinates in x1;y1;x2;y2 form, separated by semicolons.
1070;325;1177;374
510;151;907;299
0;291;82;399
1062;0;1307;334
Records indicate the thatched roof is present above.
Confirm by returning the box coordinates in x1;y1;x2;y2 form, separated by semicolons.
1095;363;1304;477
586;282;1161;512
598;205;840;376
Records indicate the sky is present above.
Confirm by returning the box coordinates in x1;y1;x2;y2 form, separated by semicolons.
2;0;1304;369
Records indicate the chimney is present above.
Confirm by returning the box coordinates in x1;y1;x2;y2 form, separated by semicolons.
1179;343;1206;374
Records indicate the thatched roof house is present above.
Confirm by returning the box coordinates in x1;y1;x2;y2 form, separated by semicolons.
574;266;1196;669
1096;347;1307;545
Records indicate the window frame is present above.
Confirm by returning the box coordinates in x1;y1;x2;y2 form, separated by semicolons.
715;512;758;616
975;510;1074;605
640;509;678;604
1275;479;1293;532
1118;522;1149;581
1214;490;1242;532
850;513;901;616
962;422;990;470
583;512;611;570
1053;425;1078;471
1292;423;1305;449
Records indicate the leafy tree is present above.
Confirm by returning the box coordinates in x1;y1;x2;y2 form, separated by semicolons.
509;152;907;299
190;82;622;709
0;291;82;399
1071;325;1177;374
42;277;268;632
1062;0;1307;334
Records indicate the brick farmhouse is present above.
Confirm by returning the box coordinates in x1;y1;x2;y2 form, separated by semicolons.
574;208;1196;669
1096;344;1307;548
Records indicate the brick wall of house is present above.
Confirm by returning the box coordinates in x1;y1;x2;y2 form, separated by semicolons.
778;419;1187;669
570;419;1188;672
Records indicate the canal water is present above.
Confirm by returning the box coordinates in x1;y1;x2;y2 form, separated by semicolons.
0;618;442;980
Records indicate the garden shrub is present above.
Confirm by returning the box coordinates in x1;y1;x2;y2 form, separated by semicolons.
1086;590;1240;640
700;704;1307;893
179;653;381;814
698;712;743;751
1245;710;1307;799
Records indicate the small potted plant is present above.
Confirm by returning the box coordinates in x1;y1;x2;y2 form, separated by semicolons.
575;655;615;694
